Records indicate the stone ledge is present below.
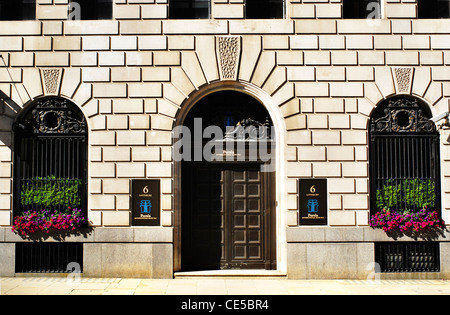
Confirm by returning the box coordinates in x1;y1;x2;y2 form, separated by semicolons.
229;20;294;34
162;20;228;35
0;227;173;243
287;226;450;243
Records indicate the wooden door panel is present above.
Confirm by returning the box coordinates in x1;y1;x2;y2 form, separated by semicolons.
182;163;273;271
229;167;265;267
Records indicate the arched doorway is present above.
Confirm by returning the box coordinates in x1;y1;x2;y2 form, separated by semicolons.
176;90;277;271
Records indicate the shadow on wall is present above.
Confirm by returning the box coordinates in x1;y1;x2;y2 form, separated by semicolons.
0;90;21;148
385;226;449;241
15;227;94;242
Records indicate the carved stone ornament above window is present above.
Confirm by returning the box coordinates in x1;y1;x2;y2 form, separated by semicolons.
15;98;86;134
40;69;62;95
392;67;414;94
370;98;435;134
216;36;241;81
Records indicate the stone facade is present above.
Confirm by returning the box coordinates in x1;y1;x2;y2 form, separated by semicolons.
0;0;450;279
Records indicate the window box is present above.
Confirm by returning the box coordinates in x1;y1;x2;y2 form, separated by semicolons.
369;208;445;234
12;208;88;237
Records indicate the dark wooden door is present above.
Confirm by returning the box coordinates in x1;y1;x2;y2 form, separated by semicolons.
225;168;266;269
182;163;274;271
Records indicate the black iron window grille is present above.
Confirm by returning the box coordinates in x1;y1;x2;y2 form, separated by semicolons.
342;0;381;19
369;97;441;216
375;242;440;273
16;242;83;273
245;0;285;19
13;97;88;218
418;0;450;19
169;0;210;19
0;0;35;21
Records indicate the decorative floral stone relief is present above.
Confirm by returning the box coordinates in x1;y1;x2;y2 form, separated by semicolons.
216;36;241;80
392;67;414;94
40;68;63;95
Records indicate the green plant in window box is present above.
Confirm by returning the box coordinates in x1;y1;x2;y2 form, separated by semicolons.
20;175;82;207
375;179;436;212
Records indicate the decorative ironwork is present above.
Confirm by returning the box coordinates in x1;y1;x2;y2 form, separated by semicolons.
224;117;272;140
375;242;440;273
16;243;83;273
15;98;86;134
370;98;435;133
13;97;88;219
369;96;441;217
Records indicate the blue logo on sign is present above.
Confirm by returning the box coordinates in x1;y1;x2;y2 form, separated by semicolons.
307;199;319;213
140;200;152;214
224;116;234;127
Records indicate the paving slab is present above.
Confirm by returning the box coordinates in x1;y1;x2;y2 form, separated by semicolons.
1;277;450;296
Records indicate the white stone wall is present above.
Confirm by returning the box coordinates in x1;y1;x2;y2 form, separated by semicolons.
0;0;449;231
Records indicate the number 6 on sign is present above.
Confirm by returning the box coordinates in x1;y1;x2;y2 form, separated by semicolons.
310;185;316;193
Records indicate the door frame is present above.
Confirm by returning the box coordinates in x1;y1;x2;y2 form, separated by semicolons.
173;81;287;273
181;161;276;271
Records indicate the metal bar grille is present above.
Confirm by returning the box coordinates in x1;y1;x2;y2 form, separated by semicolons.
15;242;83;273
14;135;87;215
375;242;440;273
13;97;88;218
370;134;440;214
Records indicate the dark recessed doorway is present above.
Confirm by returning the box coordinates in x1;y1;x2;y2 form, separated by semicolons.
180;91;276;271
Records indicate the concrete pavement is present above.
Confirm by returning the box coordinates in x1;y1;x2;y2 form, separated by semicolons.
1;277;450;295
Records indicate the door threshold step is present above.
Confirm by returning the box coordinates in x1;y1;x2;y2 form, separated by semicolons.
174;270;287;279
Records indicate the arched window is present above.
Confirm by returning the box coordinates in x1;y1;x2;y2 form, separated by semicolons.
369;96;441;216
13;97;88;217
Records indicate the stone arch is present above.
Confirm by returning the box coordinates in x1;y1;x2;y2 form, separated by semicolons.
168;35;291;109
5;67;93;123
369;67;445;116
362;65;446;130
172;80;288;273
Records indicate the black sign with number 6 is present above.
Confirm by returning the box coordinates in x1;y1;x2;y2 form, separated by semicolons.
298;179;327;226
132;179;161;226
